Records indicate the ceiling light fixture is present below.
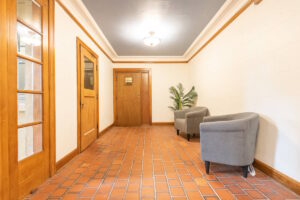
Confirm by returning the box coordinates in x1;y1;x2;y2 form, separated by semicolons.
143;31;161;47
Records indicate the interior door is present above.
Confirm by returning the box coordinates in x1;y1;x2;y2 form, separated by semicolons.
16;0;50;198
116;72;142;126
80;46;98;151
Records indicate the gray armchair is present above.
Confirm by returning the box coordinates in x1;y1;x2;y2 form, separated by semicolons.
200;112;259;178
174;107;209;141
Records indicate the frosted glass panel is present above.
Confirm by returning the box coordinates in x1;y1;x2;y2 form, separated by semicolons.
18;124;42;161
17;0;41;32
17;22;41;60
84;56;94;90
18;93;42;125
17;58;42;91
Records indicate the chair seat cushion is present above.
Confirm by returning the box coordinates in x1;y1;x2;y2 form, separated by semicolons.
175;119;187;132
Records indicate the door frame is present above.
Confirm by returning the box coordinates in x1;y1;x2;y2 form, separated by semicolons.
0;0;56;199
76;37;99;152
113;68;152;125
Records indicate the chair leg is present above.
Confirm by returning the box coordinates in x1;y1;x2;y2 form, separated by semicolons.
205;161;210;174
176;129;179;135
187;133;191;141
242;166;248;178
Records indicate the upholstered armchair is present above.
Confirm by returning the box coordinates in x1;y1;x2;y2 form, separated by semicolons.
174;107;209;141
200;112;259;178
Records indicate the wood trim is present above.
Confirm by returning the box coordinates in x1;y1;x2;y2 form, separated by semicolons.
253;159;300;195
152;122;174;126
187;0;253;62
55;149;78;171
113;60;188;64
49;0;56;177
113;68;152;125
17;121;42;129
17;90;43;94
17;53;43;65
17;18;43;36
56;0;113;63
76;37;99;152
98;123;114;137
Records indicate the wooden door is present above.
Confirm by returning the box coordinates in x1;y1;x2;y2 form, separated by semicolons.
16;0;50;198
79;45;98;151
116;72;142;126
114;69;151;126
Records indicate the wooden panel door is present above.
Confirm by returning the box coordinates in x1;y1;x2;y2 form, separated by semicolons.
16;0;50;198
80;46;98;151
116;72;142;126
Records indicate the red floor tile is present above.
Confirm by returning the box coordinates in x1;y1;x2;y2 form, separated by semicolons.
24;126;299;200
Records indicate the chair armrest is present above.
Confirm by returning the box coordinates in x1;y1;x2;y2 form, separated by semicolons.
203;114;235;122
174;108;192;119
186;109;207;119
200;119;248;132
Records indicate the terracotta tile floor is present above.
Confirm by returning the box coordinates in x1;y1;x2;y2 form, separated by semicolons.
25;126;299;200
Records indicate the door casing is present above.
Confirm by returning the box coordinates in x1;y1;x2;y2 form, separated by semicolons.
113;68;152;125
76;37;99;152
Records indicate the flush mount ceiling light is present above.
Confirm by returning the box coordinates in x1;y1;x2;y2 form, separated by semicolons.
143;31;161;47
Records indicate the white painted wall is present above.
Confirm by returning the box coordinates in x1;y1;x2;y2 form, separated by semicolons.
55;2;114;161
189;0;300;181
114;64;193;123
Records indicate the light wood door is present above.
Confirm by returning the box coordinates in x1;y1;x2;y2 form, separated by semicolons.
80;46;98;151
116;72;142;126
16;0;50;198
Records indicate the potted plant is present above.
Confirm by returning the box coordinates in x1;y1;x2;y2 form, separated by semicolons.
169;83;198;111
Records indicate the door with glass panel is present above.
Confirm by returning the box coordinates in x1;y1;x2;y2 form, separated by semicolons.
17;0;50;197
79;44;98;151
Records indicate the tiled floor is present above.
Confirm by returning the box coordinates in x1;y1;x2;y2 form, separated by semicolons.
26;126;299;200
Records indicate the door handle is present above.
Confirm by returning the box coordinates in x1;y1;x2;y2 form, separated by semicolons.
81;103;84;108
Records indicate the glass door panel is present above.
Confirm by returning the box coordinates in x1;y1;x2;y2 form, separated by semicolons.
17;58;42;91
84;56;95;90
17;0;42;32
17;0;43;161
17;93;42;125
17;22;42;60
18;124;43;161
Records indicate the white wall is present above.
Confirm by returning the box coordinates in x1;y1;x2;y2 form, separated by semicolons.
114;64;192;123
55;2;114;161
189;0;300;181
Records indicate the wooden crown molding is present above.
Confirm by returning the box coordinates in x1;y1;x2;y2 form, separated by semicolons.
55;0;260;63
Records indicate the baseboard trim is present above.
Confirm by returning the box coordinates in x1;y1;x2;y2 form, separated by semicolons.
253;159;300;195
152;122;174;126
56;148;78;171
98;123;114;137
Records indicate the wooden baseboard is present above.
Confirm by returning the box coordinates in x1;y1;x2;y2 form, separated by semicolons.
56;148;78;171
98;123;114;137
152;122;174;126
253;159;300;195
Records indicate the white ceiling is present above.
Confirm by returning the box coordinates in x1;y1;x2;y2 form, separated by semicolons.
82;0;226;56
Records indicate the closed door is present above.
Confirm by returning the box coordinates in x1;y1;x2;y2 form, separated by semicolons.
16;0;50;198
115;70;151;126
80;45;98;151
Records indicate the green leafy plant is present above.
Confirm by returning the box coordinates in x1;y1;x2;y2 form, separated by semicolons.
169;83;198;111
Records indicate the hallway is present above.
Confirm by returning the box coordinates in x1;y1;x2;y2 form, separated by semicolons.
25;126;299;200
